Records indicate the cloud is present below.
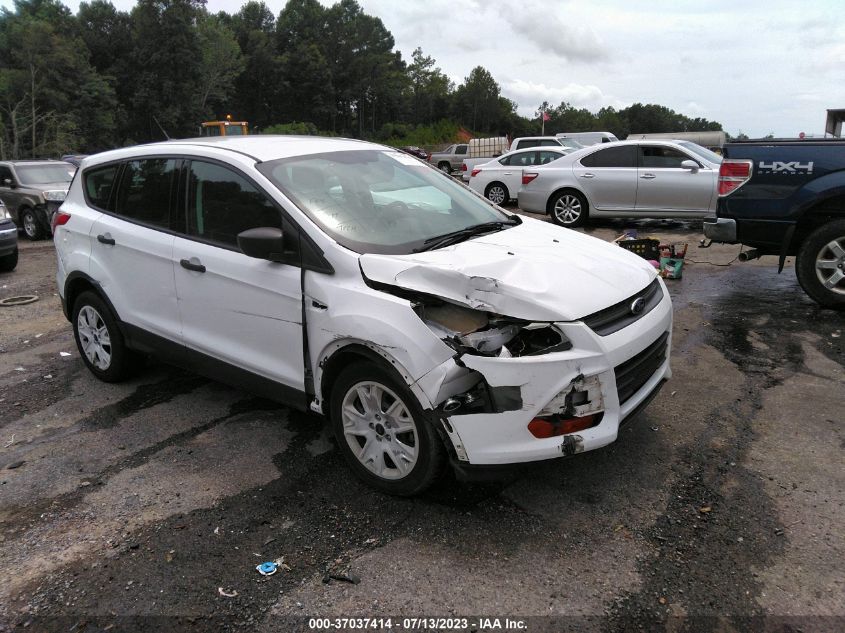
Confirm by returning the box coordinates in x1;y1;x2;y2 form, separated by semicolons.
500;3;609;63
502;79;623;115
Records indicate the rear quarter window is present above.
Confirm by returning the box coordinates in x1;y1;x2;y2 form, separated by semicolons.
83;165;119;211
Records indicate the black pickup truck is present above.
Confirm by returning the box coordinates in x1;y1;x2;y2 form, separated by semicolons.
704;139;845;309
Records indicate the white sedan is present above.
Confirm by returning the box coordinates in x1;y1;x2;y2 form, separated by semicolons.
468;147;569;204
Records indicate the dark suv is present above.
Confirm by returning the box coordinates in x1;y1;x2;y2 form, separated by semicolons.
0;160;76;240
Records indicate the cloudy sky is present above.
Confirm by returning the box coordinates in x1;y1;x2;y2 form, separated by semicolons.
5;0;843;136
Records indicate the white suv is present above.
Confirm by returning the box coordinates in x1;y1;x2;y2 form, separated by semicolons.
54;136;672;495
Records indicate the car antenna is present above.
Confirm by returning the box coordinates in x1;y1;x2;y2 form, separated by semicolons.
152;114;171;140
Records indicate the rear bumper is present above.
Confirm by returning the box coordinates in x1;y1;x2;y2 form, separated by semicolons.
703;217;737;243
517;189;547;213
0;226;18;256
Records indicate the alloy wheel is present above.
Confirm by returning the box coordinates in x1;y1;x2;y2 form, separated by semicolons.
77;305;112;370
815;236;845;295
553;194;582;225
487;185;507;205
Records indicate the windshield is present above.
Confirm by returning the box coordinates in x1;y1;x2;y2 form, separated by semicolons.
258;149;512;255
678;141;723;164
16;163;75;185
557;138;585;150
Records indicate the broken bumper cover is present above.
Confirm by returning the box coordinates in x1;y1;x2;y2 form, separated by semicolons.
703;217;737;243
444;286;672;465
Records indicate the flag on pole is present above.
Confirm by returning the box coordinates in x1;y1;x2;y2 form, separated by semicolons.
542;111;550;122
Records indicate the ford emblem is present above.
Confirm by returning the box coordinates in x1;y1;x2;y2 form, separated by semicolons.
630;297;646;315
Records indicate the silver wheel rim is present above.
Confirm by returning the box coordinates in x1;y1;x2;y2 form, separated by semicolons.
488;185;506;205
23;212;37;237
815;236;845;295
553;194;582;224
341;381;418;480
77;305;112;370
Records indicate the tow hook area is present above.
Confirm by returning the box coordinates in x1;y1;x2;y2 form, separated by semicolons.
561;434;585;456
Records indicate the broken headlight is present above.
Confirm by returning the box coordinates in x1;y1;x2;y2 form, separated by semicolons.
419;302;572;357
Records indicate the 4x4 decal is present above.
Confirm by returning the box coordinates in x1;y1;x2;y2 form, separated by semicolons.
757;161;814;175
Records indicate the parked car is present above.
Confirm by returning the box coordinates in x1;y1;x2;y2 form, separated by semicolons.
509;136;584;152
0;199;18;272
460;137;511;182
400;146;429;161
556;131;619;145
703;138;845;308
468;146;570;204
55;136;672;495
518;140;723;227
0;160;76;240
428;143;469;174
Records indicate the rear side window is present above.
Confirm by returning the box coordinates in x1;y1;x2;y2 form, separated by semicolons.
84;165;119;211
516;140;540;150
187;161;281;248
580;146;637;168
639;146;692;168
114;159;178;228
538;151;563;165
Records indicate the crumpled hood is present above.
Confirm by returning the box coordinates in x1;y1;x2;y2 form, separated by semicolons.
359;217;658;321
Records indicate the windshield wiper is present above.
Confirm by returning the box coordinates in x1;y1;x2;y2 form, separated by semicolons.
415;217;521;252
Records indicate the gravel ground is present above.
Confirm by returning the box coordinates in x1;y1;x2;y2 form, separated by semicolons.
0;217;843;633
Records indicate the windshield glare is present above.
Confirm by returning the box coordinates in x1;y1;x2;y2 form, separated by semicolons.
258;149;511;254
16;163;75;185
678;141;723;164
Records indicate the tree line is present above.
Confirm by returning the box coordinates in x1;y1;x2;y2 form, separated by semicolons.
0;0;724;159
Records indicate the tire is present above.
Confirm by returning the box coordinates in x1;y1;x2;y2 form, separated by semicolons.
485;182;509;205
548;190;588;227
20;207;45;241
0;247;17;272
330;361;445;496
795;219;845;309
438;162;452;174
72;291;141;382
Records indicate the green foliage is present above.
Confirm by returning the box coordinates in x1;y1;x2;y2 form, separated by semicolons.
0;0;725;157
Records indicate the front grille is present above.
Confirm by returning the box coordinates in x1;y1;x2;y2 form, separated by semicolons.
582;279;663;336
614;331;669;405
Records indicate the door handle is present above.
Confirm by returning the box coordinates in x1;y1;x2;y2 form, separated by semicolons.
97;233;115;245
180;257;206;273
640;173;656;180
503;172;513;175
579;173;595;179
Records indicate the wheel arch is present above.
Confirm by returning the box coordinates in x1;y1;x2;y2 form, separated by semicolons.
63;272;123;327
790;195;845;251
545;186;590;215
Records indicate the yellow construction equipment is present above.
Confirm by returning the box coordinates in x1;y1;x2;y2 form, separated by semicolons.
201;114;249;137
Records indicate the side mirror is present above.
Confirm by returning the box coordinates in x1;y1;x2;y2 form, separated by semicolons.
237;227;285;262
2;178;14;188
680;160;700;171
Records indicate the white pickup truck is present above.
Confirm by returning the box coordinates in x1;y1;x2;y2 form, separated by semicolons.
459;137;510;182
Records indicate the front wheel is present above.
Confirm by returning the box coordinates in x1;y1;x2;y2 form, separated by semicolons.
548;190;588;227
795;219;845;309
0;247;17;272
20;208;45;240
72;291;141;381
330;362;445;495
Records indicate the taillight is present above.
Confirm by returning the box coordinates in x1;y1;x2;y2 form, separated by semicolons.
52;211;71;233
718;159;753;196
522;172;539;185
461;163;467;171
470;168;481;178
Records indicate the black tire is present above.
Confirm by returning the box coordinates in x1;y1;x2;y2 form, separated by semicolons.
795;219;845;309
20;207;45;240
330;361;445;496
438;162;452;174
485;182;509;205
72;291;141;382
548;190;588;227
0;247;17;272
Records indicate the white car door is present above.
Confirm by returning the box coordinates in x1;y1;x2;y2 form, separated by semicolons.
572;145;639;211
634;144;715;215
87;158;181;342
172;159;305;394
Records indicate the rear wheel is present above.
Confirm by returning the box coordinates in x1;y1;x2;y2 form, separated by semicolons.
438;162;452;174
72;291;141;381
795;219;845;309
330;361;445;495
0;247;17;272
485;182;509;205
549;190;588;227
20;208;45;240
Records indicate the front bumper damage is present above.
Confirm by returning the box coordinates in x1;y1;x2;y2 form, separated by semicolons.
415;287;673;468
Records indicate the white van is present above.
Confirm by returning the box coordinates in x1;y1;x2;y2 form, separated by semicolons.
556;131;618;146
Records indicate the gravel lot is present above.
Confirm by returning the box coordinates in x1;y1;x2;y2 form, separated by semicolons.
1;216;843;632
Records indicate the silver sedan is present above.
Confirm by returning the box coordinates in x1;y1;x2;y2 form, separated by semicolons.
517;140;723;227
